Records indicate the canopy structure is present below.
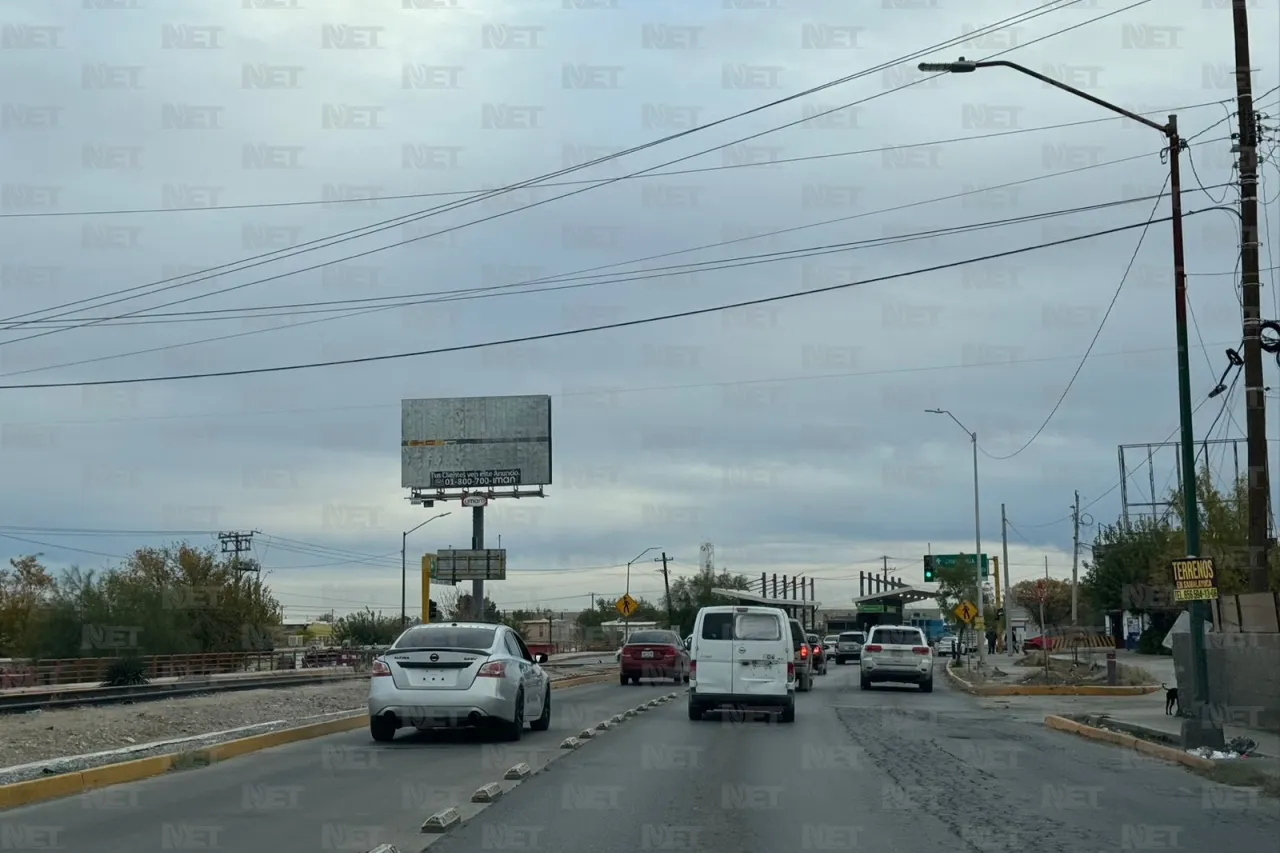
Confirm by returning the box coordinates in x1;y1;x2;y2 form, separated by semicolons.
851;583;938;608
711;588;823;629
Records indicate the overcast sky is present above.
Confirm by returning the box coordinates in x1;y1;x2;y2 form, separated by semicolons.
1;0;1278;622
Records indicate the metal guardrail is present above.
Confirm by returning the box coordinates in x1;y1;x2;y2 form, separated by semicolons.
0;659;612;714
0;648;385;690
0;670;368;714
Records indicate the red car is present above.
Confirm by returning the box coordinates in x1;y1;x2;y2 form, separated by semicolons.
619;630;690;685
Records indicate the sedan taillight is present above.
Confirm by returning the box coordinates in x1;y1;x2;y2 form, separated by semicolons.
477;661;506;678
865;644;883;653
371;659;391;678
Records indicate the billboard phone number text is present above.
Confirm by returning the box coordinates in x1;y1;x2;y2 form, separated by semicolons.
429;469;522;488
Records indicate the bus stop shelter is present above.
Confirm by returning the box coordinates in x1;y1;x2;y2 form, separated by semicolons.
850;584;937;633
711;588;823;631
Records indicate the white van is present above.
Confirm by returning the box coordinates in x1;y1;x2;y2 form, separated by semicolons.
688;605;795;722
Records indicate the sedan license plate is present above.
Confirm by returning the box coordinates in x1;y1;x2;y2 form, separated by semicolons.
641;650;655;659
415;670;457;687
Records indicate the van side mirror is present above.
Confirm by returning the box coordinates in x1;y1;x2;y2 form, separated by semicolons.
684;639;691;650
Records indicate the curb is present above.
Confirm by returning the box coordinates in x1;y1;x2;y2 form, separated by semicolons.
944;664;1159;696
1044;714;1216;771
0;669;618;812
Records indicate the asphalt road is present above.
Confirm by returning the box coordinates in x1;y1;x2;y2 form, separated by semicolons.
5;664;1278;852
429;662;1280;853
0;677;676;853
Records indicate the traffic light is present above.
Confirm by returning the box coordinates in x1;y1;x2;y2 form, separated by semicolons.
428;600;440;622
923;555;935;582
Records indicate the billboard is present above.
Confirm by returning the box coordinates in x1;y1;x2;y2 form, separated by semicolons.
401;395;552;489
434;549;507;582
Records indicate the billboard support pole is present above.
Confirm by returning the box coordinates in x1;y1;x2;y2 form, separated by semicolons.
471;505;486;621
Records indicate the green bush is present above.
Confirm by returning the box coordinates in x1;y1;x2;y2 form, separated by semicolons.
1137;627;1170;655
101;655;149;687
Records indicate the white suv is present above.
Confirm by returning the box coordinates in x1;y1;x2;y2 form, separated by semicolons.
859;625;934;692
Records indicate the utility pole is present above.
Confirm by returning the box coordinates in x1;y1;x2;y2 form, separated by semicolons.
218;531;257;573
881;555;891;578
1000;504;1012;657
1071;490;1081;627
1232;0;1271;593
657;552;674;630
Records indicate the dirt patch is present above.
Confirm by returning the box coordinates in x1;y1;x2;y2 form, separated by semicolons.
1014;655;1152;686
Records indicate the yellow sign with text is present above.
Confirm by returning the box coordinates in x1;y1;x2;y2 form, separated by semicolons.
1171;557;1218;602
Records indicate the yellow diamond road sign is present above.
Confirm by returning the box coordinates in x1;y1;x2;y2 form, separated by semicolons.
954;601;978;624
616;594;639;618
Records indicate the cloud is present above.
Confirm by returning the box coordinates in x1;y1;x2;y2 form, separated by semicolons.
0;0;1275;620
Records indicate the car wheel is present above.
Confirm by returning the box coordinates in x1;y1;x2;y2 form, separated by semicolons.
920;678;934;693
369;714;396;743
500;690;524;742
682;672;691;684
860;674;871;690
687;701;703;721
779;700;796;723
619;672;627;686
530;686;552;731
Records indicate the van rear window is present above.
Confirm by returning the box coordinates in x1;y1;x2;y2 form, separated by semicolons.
735;613;782;641
701;613;734;640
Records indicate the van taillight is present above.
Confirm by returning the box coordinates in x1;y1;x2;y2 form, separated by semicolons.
371;659;391;677
787;662;795;679
690;661;696;678
865;644;882;653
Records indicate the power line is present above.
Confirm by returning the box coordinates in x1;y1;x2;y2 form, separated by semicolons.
1;187;1221;378
2;108;1229;223
0;167;1232;334
1015;393;1217;528
0;0;1141;340
0;210;1220;391
3;337;1239;430
980;171;1172;461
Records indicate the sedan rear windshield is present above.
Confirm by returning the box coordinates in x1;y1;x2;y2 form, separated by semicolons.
627;631;677;645
870;629;923;647
393;626;497;650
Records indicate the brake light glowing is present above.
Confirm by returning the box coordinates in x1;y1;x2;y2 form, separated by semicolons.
912;646;930;655
799;645;809;658
371;659;391;678
865;644;883;653
476;661;506;678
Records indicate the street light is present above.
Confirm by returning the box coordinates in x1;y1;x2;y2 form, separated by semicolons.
926;408;986;668
624;547;662;640
401;512;451;625
920;56;1218;748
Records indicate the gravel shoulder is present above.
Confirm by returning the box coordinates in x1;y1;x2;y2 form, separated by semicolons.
0;665;610;787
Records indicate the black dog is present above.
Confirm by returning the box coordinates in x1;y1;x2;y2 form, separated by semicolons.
1162;683;1179;715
